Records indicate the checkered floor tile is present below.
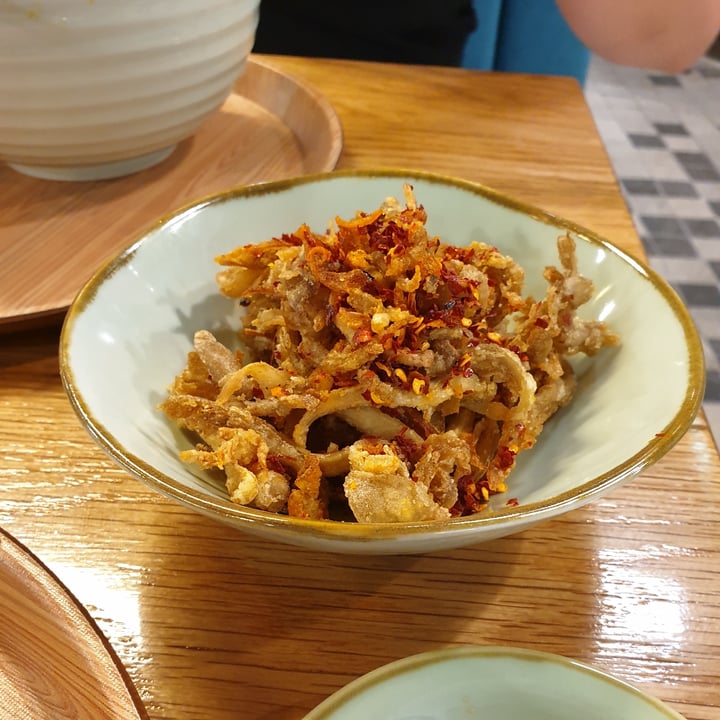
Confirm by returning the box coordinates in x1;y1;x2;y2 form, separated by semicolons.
584;54;720;451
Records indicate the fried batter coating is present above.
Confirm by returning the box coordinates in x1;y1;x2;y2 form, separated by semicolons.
344;440;450;523
161;187;619;522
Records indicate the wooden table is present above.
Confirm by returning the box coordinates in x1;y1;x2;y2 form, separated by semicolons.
2;55;719;719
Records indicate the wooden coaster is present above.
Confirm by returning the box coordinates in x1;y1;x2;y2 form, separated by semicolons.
0;526;148;719
0;56;343;332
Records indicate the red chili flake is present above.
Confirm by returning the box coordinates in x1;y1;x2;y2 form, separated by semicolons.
655;432;666;438
506;497;520;507
534;317;549;328
495;446;516;470
408;370;429;396
333;372;358;388
449;475;494;516
352;327;373;346
393;427;420;464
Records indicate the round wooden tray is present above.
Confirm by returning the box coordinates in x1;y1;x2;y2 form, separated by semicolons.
0;526;148;719
0;55;343;332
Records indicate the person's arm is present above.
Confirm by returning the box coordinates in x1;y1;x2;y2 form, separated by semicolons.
555;0;720;71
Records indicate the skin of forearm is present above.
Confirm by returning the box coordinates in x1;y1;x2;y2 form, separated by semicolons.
555;0;720;71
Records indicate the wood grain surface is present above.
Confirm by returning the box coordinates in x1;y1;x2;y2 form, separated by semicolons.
0;527;147;720
0;56;342;331
1;55;719;720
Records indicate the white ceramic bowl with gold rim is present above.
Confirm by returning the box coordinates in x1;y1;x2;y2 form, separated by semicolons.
59;169;704;555
303;646;688;719
0;0;259;181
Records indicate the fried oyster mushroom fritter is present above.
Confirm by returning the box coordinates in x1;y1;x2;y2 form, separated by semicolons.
160;186;619;522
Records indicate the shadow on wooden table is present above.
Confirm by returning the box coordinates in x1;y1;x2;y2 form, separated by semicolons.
138;505;600;718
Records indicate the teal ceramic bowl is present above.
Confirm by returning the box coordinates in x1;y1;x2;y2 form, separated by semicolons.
304;646;687;719
60;169;704;554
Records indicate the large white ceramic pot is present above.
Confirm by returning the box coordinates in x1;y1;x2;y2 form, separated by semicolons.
0;0;260;180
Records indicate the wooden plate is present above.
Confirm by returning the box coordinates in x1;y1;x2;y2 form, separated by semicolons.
0;55;343;333
0;526;148;720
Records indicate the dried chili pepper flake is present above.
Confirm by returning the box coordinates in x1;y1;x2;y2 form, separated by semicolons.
407;371;428;395
352;327;373;346
369;391;385;406
534;317;549;328
506;498;520;507
468;499;488;514
412;377;427;395
496;446;516;470
393;429;421;464
338;207;384;228
394;368;408;384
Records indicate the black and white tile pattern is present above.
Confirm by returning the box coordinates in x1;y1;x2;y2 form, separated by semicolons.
584;54;720;450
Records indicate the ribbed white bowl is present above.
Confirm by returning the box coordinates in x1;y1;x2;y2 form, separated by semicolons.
0;0;260;180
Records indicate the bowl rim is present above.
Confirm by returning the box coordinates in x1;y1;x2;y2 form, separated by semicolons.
59;168;706;542
302;645;688;719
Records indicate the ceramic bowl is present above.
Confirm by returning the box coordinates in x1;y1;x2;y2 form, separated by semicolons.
60;169;704;554
303;646;687;719
0;0;259;181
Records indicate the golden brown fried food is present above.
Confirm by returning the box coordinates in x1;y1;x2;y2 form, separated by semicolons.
160;186;619;522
